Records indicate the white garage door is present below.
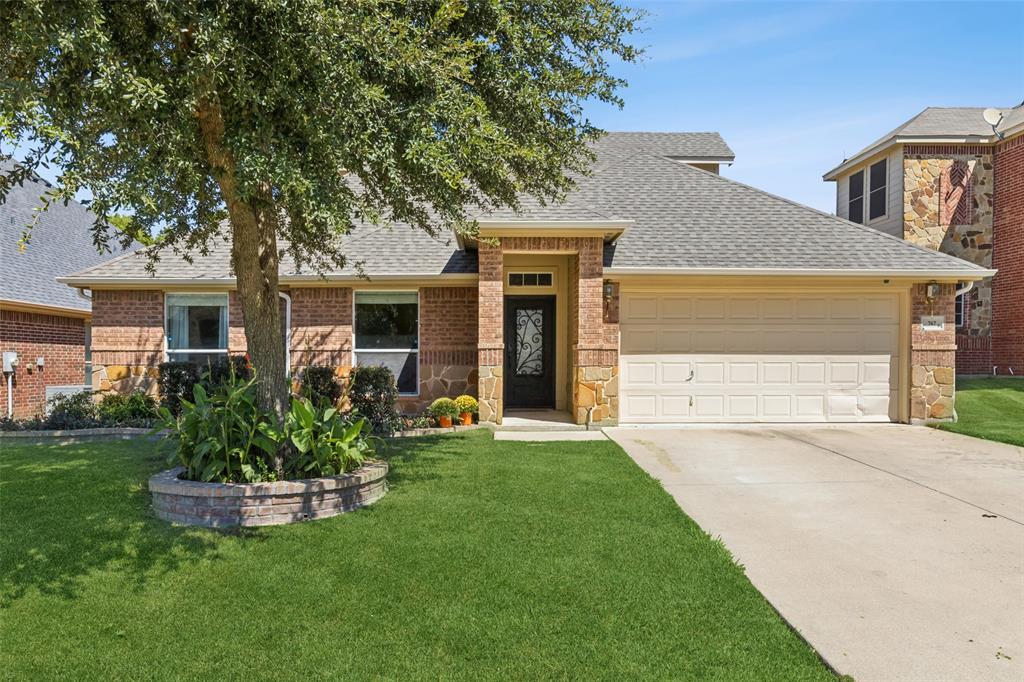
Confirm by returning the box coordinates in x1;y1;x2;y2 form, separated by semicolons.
619;291;901;423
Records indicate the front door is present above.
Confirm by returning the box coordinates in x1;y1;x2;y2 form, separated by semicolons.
504;296;556;409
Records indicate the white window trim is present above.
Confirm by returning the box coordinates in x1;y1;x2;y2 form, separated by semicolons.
352;289;420;397
163;292;230;362
847;158;889;226
955;292;966;329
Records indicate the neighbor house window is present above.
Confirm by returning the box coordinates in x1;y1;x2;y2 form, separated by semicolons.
868;158;887;221
848;170;864;224
955;293;966;329
354;291;418;395
165;293;228;364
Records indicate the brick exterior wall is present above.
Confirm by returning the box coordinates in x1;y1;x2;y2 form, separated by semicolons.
288;288;352;369
992;132;1024;374
0;309;86;418
910;283;957;421
410;287;478;411
90;290;164;394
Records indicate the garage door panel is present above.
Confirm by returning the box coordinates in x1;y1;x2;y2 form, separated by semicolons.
619;291;900;424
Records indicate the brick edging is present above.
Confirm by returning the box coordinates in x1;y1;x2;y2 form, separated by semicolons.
0;427;159;443
149;461;389;528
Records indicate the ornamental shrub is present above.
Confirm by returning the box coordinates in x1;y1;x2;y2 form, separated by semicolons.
96;390;158;426
454;394;478;415
428;397;459;419
300;366;343;407
45;391;99;429
348;365;401;435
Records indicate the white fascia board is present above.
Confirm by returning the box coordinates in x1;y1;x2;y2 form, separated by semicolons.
57;272;479;287
602;264;995;278
823;134;997;181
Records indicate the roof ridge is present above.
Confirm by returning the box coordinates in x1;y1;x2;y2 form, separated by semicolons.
648;153;985;271
66;244;148;278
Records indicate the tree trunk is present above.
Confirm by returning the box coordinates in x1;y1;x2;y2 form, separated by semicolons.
197;95;288;474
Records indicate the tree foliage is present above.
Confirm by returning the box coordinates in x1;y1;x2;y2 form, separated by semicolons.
0;0;641;444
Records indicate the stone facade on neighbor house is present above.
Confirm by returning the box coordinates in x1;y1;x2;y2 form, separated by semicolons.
0;309;87;418
828;107;1024;377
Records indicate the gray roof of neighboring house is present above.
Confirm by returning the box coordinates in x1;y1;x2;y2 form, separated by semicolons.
824;104;1024;180
62;132;990;284
1;168;140;311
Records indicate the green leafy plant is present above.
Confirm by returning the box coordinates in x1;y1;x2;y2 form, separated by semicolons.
96;390;157;425
454;395;478;415
402;414;435;430
155;368;280;483
281;397;375;478
428;398;459;419
158;357;252;415
44;391;99;429
300;366;343;407
348;365;401;435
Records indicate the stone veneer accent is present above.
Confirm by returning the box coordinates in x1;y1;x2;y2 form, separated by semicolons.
90;289;165;396
910;282;957;421
903;147;994;340
403;287;478;412
149;461;388;527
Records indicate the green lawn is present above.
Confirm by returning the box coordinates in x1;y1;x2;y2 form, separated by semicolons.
934;377;1024;448
0;432;832;681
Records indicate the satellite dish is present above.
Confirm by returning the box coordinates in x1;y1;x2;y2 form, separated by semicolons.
983;108;1004;126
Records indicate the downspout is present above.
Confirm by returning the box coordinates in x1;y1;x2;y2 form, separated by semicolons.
5;373;11;418
278;291;291;377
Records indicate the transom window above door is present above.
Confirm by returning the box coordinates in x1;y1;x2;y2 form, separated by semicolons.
165;293;228;365
354;291;418;395
508;272;553;287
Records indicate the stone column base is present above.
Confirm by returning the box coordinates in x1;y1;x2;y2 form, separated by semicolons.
478;365;503;424
573;365;618;425
911;363;955;421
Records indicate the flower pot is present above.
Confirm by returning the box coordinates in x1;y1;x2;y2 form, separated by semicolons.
438;415;453;428
459;412;473;426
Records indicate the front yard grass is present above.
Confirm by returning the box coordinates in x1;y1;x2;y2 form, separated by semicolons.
0;431;832;680
934;377;1024;448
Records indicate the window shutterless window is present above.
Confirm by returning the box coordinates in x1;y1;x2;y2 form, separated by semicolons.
848;170;864;224
354;291;418;395
868;159;887;221
508;272;553;287
165;293;229;365
955;294;965;328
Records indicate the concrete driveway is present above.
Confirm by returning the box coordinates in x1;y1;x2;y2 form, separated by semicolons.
605;424;1024;682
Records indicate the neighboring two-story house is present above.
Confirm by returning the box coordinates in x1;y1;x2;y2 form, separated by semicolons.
824;105;1024;376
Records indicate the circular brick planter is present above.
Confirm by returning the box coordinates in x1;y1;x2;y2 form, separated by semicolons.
149;460;388;528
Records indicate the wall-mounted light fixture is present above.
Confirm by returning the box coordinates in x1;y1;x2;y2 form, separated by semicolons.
602;282;615;299
925;281;940;301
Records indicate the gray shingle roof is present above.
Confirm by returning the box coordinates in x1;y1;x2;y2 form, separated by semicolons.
63;131;988;284
824;104;1024;180
2;169;139;311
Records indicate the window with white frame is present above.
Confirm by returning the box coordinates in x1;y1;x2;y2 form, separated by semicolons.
955;293;966;328
165;293;228;364
868;158;887;221
354;291;418;395
848;170;864;224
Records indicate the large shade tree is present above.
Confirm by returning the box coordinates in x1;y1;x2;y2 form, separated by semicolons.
0;0;640;443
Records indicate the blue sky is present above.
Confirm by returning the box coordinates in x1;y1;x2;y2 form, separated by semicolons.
586;0;1024;211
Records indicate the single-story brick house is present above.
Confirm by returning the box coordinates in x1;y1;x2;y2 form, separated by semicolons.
1;168;135;418
58;133;993;425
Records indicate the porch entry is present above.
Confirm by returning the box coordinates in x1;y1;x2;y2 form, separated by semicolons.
504;296;556;408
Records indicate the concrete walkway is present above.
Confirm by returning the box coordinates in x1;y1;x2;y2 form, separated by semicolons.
606;424;1024;682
